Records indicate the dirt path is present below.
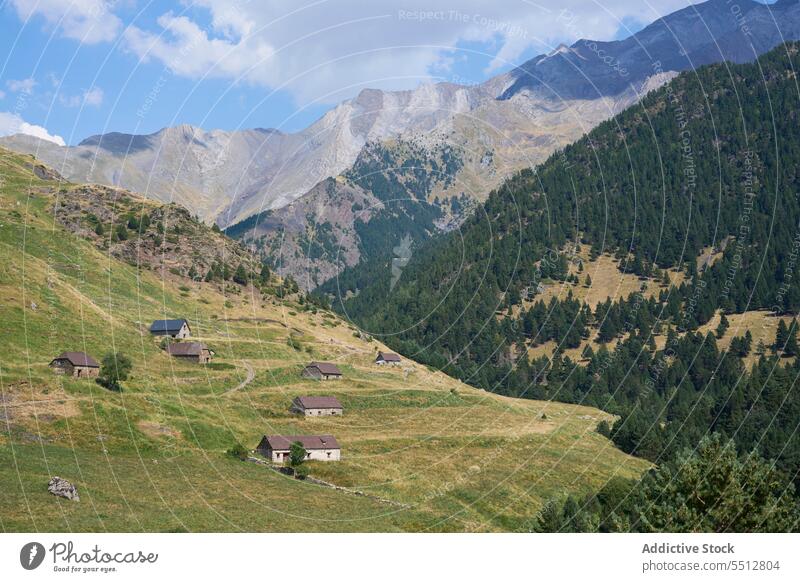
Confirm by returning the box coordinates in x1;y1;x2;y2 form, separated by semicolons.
224;360;255;394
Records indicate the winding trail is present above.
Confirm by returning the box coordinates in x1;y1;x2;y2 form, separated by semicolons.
224;360;255;395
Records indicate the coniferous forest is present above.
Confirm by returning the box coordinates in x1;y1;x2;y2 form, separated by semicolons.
319;44;800;511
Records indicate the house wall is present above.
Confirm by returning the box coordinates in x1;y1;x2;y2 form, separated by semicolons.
171;350;211;363
278;448;341;461
301;368;323;380
73;365;99;378
50;361;72;375
175;324;191;339
302;408;342;417
49;361;99;378
307;448;340;461
258;445;340;462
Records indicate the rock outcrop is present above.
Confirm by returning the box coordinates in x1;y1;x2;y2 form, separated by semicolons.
47;476;79;501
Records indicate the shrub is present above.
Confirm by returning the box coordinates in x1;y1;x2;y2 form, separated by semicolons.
226;442;248;461
293;464;309;480
97;352;132;392
114;223;128;241
233;264;249;285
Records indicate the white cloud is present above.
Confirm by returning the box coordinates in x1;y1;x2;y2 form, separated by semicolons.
124;13;276;82
11;0;121;44
121;0;699;105
6;78;36;94
83;87;103;106
0;112;65;146
59;86;104;107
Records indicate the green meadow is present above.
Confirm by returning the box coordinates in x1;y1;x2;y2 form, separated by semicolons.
0;149;648;532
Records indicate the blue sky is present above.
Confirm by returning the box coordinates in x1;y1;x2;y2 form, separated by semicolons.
0;0;705;145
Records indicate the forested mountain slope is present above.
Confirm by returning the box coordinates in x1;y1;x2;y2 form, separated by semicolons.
324;43;800;489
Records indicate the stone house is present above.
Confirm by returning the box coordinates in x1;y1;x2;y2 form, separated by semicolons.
49;352;100;378
165;342;214;363
149;319;191;338
256;435;341;462
375;351;401;366
301;361;342;380
290;396;343;416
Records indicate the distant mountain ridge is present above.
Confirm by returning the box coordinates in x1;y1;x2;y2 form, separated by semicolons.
500;0;800;101
0;83;494;227
3;0;800;290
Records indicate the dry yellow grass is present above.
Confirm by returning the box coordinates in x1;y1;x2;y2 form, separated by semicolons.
700;310;795;366
532;249;685;309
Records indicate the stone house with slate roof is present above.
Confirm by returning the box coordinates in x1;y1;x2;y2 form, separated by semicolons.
165;342;214;363
290;396;343;416
149;319;191;338
375;351;402;366
257;435;341;462
49;352;100;378
301;361;342;380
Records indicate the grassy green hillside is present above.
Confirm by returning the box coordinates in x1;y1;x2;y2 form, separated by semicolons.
0;148;648;532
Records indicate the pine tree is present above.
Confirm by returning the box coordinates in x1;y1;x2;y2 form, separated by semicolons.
114;223;128;242
783;320;798;357
775;319;789;353
629;435;799;532
716;313;729;339
259;263;271;285
233;264;248;286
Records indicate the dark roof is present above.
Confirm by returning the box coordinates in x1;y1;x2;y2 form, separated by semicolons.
293;396;343;410
377;351;401;362
306;361;342;375
165;342;208;356
149;319;189;333
262;435;340;451
51;352;99;367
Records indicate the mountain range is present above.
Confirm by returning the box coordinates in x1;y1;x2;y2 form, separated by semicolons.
4;0;800;535
3;0;800;289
